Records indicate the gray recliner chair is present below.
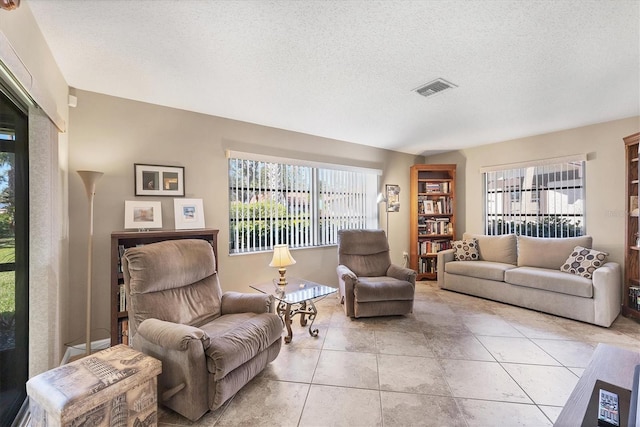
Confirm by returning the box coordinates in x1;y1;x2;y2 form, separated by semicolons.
336;229;416;318
122;239;282;421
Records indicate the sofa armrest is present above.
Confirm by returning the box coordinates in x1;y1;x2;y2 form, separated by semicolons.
387;264;417;285
221;291;274;315
437;249;456;289
337;264;357;317
136;318;210;351
592;262;622;327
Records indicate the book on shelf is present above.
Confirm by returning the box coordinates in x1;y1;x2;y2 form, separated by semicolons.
117;244;126;272
422;182;450;194
119;284;127;312
118;319;129;345
417;196;452;215
418;239;452;255
419;257;437;274
434;196;452;214
421;218;452;235
630;286;640;310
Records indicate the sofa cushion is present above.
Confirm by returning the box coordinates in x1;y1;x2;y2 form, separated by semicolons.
445;260;516;282
463;233;517;264
505;266;593;298
452;238;479;261
560;246;608;279
517;235;592;270
354;277;414;302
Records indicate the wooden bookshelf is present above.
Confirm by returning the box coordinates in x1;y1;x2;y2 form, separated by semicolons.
410;164;456;280
624;132;640;321
110;228;219;345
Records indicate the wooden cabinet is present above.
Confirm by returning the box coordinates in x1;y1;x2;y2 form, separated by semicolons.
410;164;456;280
624;132;640;320
110;229;219;345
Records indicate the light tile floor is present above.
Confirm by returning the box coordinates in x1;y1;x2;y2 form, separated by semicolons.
158;281;640;427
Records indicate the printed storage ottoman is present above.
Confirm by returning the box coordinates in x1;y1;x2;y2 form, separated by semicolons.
27;345;161;427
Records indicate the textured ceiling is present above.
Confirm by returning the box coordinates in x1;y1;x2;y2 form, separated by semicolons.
27;0;640;155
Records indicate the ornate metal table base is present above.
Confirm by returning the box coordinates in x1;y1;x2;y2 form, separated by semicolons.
277;299;319;344
250;277;337;344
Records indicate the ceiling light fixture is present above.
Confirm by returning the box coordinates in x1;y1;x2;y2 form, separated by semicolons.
414;78;458;98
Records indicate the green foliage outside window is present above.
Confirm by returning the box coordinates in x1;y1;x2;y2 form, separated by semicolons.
229;200;311;250
486;217;583;237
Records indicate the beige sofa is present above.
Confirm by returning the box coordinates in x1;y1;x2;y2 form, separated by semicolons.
437;233;621;327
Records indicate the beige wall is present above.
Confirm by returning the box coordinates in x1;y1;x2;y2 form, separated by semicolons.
1;3;70;371
425;116;640;266
68;89;421;344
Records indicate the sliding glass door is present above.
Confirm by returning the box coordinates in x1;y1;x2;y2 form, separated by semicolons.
0;88;29;425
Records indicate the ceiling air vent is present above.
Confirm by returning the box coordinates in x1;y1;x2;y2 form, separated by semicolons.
414;78;457;98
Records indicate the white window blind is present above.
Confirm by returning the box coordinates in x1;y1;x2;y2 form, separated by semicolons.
482;155;586;237
228;153;379;254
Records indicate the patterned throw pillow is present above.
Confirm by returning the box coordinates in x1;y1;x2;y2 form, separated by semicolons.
560;246;608;279
452;238;479;261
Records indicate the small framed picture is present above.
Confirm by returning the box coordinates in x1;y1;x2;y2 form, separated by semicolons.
135;164;185;196
124;201;163;229
424;200;435;214
386;184;400;212
174;198;205;229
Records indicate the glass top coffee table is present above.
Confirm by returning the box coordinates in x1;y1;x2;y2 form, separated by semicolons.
250;277;337;344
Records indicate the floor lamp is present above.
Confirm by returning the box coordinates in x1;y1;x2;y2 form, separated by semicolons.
377;192;388;236
78;170;103;356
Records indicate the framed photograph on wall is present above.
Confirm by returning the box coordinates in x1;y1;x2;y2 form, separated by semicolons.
124;200;163;229
386;184;400;212
135;163;185;196
174;198;205;229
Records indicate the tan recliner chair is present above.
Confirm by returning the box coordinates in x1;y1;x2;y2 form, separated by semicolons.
122;239;282;421
337;229;416;318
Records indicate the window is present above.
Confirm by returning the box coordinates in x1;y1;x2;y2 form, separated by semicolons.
228;152;379;254
483;156;585;237
0;87;29;426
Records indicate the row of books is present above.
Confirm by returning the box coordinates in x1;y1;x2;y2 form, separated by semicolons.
418;239;452;255
419;257;437;274
417;196;453;215
630;286;640;310
418;218;452;235
420;181;451;194
117;319;129;345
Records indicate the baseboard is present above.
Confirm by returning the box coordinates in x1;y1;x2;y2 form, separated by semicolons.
61;338;111;365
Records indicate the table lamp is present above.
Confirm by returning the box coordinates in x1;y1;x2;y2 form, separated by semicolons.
269;244;296;287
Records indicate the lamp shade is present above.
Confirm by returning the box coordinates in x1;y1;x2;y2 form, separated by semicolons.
376;192;387;204
269;244;296;268
77;170;104;198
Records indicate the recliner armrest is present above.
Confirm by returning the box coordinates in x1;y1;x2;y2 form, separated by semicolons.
221;291;275;314
387;264;417;285
137;318;210;351
337;264;357;281
337;264;358;317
